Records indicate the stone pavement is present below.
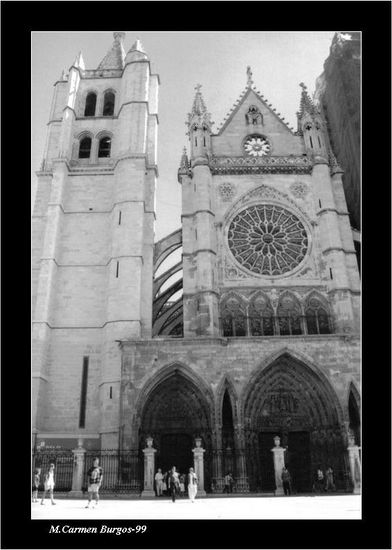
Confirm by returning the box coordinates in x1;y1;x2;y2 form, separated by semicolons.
32;494;361;520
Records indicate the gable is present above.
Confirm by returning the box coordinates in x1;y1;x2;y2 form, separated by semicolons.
212;89;304;157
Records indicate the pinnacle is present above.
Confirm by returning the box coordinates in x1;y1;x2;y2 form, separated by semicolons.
128;38;145;53
72;51;85;71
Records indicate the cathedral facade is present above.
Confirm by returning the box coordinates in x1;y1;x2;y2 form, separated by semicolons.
32;33;361;493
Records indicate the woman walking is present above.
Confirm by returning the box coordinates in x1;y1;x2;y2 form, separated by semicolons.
40;463;56;505
169;466;180;502
187;467;198;502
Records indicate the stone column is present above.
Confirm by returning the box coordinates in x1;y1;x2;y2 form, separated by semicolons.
234;425;249;493
271;435;286;496
141;436;157;498
69;438;86;496
193;438;206;496
347;434;361;494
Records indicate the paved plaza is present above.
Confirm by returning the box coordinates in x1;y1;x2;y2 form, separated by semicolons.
32;494;361;520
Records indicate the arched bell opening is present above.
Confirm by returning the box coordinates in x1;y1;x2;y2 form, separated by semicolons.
138;369;213;490
243;354;345;493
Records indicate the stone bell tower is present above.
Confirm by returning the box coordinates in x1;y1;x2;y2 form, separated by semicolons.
32;33;159;449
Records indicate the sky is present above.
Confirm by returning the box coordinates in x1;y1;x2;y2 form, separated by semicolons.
32;31;335;240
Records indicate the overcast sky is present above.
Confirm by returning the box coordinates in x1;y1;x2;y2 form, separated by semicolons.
32;31;335;240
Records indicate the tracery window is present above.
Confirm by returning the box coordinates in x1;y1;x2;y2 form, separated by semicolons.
249;294;275;336
305;296;331;334
84;92;97;117
103;91;115;116
98;136;111;158
277;294;303;335
78;136;92;159
220;297;247;337
228;204;308;276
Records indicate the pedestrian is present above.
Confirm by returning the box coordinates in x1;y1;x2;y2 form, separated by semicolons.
85;457;104;508
179;474;185;496
325;466;336;492
281;467;292;496
315;466;325;493
155;468;164;496
40;463;56;505
168;466;180;502
187;467;198;502
223;472;234;493
32;467;41;502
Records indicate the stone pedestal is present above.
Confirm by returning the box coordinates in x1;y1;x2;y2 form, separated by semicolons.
193;438;206;497
271;436;286;496
141;437;157;498
347;444;361;494
69;438;86;497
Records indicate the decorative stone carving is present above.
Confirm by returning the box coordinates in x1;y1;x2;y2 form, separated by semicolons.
219;182;236;202
290;181;309;199
210;155;313;175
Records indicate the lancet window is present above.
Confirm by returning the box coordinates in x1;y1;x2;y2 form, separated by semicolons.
305;296;331;334
220;297;247;337
84;92;97;117
248;294;274;336
276;294;303;335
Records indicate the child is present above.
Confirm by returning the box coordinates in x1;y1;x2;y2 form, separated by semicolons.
41;463;56;505
32;467;41;502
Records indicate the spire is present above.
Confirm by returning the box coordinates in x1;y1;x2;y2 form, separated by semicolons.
178;147;190;181
329;149;344;175
246;66;254;87
125;37;148;64
186;84;213;131
97;32;126;70
71;51;85;71
298;82;319;117
180;147;189;170
128;37;145;53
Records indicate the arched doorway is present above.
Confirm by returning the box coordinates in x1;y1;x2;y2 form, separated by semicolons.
243;353;344;493
139;367;213;490
348;384;361;446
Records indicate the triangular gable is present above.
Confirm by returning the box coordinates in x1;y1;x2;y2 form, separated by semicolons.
216;87;295;137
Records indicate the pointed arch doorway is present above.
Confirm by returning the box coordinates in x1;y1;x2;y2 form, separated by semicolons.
139;367;213;488
244;353;345;493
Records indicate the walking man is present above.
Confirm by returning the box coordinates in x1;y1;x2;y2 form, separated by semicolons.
187;467;198;502
85;457;104;508
169;466;180;502
223;472;234;493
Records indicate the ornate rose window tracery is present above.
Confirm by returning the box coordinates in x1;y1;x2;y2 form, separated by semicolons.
243;135;271;157
227;204;309;276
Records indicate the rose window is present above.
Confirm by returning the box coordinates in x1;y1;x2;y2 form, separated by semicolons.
228;204;309;276
243;135;271;157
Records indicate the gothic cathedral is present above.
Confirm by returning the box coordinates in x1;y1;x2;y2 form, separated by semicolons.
32;33;361;494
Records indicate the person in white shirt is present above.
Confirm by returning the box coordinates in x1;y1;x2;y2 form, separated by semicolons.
187;467;198;502
40;463;56;505
155;468;164;496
